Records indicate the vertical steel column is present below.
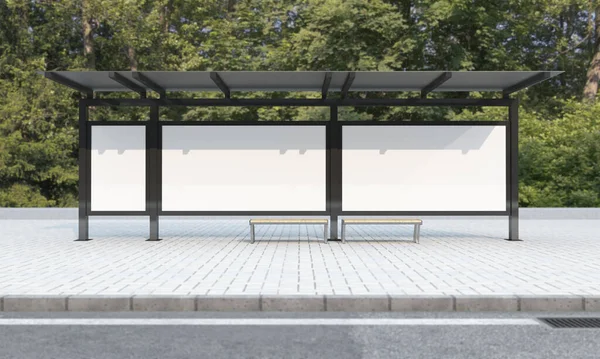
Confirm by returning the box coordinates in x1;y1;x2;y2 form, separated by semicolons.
329;106;343;240
506;99;521;241
76;100;92;241
326;120;331;228
147;104;162;241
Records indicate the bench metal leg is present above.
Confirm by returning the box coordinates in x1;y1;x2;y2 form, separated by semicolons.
250;224;256;243
413;224;420;244
324;223;328;243
341;221;346;243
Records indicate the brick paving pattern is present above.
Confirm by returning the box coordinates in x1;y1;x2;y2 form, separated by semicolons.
0;217;599;296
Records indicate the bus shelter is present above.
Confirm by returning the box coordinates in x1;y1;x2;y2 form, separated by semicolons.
41;71;560;242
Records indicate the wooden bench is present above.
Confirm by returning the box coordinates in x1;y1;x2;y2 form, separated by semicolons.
249;219;329;244
341;219;423;243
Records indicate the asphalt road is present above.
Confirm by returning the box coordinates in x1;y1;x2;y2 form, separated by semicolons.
0;312;598;359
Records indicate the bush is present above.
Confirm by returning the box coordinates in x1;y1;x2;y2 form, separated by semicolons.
519;99;600;207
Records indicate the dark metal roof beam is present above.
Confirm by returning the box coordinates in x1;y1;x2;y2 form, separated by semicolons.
420;72;452;98
210;72;230;99
108;72;147;98
131;72;165;98
44;72;93;98
341;72;356;99
321;72;332;100
502;72;551;97
82;98;513;108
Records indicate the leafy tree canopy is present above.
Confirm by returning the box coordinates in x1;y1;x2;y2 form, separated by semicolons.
0;0;599;207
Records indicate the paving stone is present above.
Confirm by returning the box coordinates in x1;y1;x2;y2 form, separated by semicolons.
1;215;600;301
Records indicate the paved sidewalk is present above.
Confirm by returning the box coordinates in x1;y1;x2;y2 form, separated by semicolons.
1;214;599;298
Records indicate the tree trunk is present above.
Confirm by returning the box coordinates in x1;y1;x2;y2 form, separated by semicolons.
583;6;600;102
160;0;174;33
127;46;138;71
402;0;411;25
82;0;95;69
227;0;236;12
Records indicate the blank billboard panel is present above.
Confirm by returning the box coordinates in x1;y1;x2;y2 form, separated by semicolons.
343;125;506;211
162;126;326;211
91;125;146;211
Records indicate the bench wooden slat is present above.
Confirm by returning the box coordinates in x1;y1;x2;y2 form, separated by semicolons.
343;219;422;224
250;219;328;224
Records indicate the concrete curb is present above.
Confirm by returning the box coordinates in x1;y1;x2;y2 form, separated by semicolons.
3;295;67;312
584;296;600;311
326;295;390;312
132;295;196;311
196;295;260;311
262;295;326;312
68;295;131;312
519;295;585;311
455;295;519;312
0;295;598;312
391;295;454;311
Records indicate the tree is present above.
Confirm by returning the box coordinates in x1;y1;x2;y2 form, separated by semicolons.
82;0;96;69
583;3;600;101
1;0;599;207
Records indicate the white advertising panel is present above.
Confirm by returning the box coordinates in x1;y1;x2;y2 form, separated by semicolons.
342;125;506;211
162;125;326;211
91;125;146;211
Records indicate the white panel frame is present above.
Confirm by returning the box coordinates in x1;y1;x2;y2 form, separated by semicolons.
342;125;506;211
90;125;146;211
161;125;327;211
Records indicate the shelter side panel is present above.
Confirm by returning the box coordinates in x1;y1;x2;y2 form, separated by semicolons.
161;125;326;211
342;125;506;211
90;125;146;211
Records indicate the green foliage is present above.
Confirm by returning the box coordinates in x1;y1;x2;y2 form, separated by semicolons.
519;99;600;207
0;54;78;207
275;0;410;70
0;0;599;207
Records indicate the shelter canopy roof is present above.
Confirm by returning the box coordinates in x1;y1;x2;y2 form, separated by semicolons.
39;71;562;97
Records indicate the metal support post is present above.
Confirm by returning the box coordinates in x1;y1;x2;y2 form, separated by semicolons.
147;104;162;241
413;224;420;244
328;106;343;241
76;100;92;241
506;99;521;241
